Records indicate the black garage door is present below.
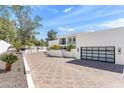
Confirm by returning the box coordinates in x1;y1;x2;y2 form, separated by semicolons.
81;46;115;63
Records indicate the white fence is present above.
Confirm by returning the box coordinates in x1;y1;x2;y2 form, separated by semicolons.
24;47;47;54
0;40;11;54
47;49;76;58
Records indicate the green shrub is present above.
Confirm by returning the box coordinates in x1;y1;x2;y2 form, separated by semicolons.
13;41;22;52
25;41;34;46
49;45;61;50
0;53;18;64
66;44;76;51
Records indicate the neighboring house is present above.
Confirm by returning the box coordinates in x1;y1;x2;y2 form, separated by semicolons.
48;34;76;49
49;27;124;65
0;40;11;54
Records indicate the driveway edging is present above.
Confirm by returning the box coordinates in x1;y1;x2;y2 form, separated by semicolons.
23;53;35;88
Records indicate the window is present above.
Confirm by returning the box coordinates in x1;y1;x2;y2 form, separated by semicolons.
73;37;76;44
59;38;66;44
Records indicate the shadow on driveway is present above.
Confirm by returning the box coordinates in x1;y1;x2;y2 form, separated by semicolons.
67;59;124;73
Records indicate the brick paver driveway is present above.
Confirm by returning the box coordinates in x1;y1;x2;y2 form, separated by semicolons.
25;53;124;88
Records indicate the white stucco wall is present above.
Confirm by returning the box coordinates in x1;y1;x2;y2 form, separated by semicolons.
47;49;76;58
76;27;124;65
0;40;11;54
48;39;59;47
47;50;63;57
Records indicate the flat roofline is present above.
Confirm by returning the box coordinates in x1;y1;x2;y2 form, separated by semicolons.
76;26;124;34
57;26;124;38
57;34;76;38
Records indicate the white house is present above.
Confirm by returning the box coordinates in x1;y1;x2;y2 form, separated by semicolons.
76;27;124;65
48;34;76;49
0;40;11;54
49;27;124;65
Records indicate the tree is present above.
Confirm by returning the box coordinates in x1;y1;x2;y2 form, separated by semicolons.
44;38;48;47
0;18;16;44
47;29;57;40
40;39;45;47
12;5;42;45
0;5;10;20
25;40;34;46
0;5;17;44
0;5;43;47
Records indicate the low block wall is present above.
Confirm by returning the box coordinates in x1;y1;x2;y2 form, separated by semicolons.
47;50;63;57
47;49;76;58
63;51;76;58
24;47;47;54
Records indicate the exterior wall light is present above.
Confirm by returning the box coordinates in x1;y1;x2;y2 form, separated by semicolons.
118;47;121;55
77;47;79;52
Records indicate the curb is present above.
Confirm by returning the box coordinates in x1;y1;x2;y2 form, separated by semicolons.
23;53;35;88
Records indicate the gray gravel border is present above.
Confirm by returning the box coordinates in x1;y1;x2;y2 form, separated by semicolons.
0;52;28;88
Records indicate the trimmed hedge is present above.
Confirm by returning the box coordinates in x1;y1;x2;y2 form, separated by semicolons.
49;45;61;50
66;44;76;51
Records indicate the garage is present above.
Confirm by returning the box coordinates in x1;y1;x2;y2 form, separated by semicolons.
81;46;115;63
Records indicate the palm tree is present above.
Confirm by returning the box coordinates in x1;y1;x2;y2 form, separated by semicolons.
47;29;57;40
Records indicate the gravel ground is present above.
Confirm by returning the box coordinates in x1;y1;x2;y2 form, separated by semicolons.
25;52;124;88
0;52;27;88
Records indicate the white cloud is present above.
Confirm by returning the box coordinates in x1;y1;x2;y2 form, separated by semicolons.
47;8;58;14
45;6;124;27
57;27;75;33
85;29;95;32
82;27;95;32
100;18;124;28
63;7;74;13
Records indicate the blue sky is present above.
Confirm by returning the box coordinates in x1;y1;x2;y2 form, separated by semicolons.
31;5;124;40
